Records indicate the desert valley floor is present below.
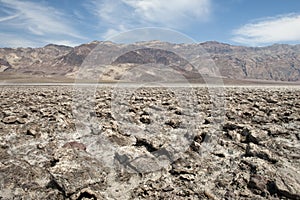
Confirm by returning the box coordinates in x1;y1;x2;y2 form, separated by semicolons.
0;85;299;199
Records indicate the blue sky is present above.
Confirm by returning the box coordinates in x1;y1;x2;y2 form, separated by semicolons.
0;0;300;47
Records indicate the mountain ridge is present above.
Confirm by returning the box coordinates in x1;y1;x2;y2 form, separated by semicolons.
0;40;300;82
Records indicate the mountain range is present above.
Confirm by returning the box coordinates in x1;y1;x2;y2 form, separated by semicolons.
0;41;300;83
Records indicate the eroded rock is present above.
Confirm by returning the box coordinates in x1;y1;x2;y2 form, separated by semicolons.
0;86;299;200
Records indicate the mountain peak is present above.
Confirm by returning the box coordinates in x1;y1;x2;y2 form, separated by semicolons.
44;44;72;48
200;41;231;46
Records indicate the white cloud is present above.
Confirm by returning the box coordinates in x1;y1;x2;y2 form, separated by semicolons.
0;13;19;22
89;0;211;38
123;0;211;25
0;0;86;47
232;14;300;46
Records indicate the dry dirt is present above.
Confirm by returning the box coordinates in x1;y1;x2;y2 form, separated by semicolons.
0;85;299;199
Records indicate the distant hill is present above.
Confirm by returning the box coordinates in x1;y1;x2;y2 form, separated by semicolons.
0;41;300;82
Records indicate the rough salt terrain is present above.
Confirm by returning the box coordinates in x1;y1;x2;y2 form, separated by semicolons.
0;85;299;200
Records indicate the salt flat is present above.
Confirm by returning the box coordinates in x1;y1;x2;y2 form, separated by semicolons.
0;86;299;199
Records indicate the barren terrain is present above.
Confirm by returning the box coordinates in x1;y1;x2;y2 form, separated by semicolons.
0;85;299;199
1;41;300;82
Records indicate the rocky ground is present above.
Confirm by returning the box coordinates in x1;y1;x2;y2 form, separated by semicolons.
0;85;299;200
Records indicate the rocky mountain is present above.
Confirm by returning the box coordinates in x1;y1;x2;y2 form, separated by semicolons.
0;41;300;82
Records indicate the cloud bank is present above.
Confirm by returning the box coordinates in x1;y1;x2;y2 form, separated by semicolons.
0;0;84;47
90;0;212;39
232;14;300;46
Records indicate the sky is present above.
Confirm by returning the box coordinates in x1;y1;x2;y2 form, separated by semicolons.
0;0;300;47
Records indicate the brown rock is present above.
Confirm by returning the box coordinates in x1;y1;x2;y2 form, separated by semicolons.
2;116;18;124
140;114;151;124
273;167;300;199
165;119;181;128
62;141;86;151
248;174;268;195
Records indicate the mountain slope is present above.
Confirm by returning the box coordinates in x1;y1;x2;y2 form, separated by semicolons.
0;41;300;82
